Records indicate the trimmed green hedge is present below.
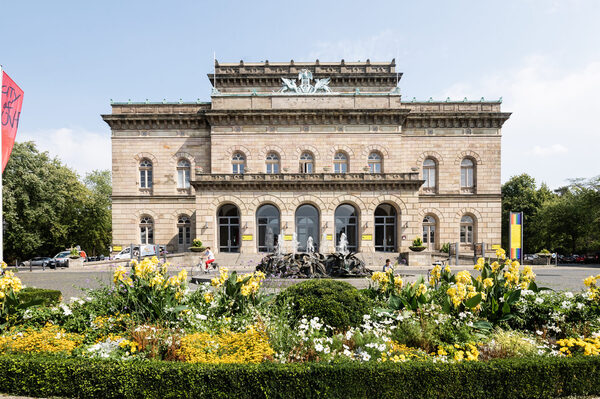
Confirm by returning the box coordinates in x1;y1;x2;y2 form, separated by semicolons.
0;355;600;398
18;287;62;306
276;279;372;330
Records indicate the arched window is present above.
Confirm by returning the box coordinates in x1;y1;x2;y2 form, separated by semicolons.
460;215;474;244
139;159;153;189
177;159;191;189
257;204;280;252
374;204;397;252
218;204;240;252
232;152;245;174
335;204;358;252
423;158;437;192
422;215;436;246
295;204;320;252
368;152;382;173
334;152;348;173
300;152;314;173
178;215;191;246
460;158;475;189
265;152;280;174
140;216;154;244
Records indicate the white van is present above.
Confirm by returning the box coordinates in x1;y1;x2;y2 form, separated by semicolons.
114;245;165;260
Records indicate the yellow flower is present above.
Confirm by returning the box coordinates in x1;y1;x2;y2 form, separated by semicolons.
474;257;485;271
483;278;494;288
456;270;472;285
417;283;427;296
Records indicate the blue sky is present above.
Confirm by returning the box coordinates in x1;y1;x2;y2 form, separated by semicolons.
2;0;599;188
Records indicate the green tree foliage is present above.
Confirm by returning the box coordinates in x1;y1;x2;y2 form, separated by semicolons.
501;174;551;253
502;174;600;255
2;142;111;262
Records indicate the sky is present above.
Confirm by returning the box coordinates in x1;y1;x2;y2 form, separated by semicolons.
1;0;599;189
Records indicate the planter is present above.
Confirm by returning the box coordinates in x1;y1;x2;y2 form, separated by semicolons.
68;255;80;259
189;247;205;253
409;246;427;252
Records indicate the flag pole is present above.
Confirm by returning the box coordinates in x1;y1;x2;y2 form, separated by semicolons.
0;64;4;263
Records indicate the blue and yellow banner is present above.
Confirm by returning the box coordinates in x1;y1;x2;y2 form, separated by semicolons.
509;212;523;261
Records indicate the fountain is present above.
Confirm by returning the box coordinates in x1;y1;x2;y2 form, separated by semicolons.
256;231;371;278
306;236;315;254
291;233;299;256
275;234;284;258
337;232;349;256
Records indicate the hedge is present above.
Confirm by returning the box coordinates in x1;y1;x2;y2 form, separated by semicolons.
18;287;62;306
0;355;600;398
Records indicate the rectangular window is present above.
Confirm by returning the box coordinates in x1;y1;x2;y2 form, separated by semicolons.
461;168;473;188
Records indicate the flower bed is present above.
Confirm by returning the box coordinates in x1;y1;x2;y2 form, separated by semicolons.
1;250;600;396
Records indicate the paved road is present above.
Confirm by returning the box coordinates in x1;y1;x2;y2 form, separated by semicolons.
11;263;600;300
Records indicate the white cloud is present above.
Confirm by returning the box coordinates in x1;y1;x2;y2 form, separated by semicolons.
531;144;568;156
438;55;600;188
17;128;111;177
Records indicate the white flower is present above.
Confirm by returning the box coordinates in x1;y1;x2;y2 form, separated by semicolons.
363;315;371;320
561;301;571;309
521;289;534;296
343;349;353;357
535;297;544;305
323;346;330;354
536;330;543;335
345;330;353;340
361;352;371;361
576;303;585;310
564;292;574;299
314;343;324;352
458;312;467;319
60;304;72;316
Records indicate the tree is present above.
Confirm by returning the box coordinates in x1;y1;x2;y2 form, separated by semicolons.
501;174;553;253
2;142;112;262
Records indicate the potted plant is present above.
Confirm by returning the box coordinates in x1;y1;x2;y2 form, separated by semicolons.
68;248;81;259
409;236;427;252
189;239;205;252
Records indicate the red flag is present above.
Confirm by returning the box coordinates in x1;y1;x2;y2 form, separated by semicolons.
1;72;24;172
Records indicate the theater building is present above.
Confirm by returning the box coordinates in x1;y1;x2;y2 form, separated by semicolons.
102;60;510;258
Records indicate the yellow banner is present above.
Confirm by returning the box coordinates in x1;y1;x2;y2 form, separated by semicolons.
242;235;253;241
491;244;501;250
283;235;293;241
326;234;333;241
510;225;522;249
361;234;373;241
112;246;122;252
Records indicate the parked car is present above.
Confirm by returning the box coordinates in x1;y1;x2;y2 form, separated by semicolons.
19;257;54;269
52;251;71;268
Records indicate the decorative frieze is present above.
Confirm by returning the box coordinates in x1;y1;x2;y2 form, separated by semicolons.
191;172;424;191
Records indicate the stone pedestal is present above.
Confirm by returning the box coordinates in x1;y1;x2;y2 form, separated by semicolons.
400;251;432;267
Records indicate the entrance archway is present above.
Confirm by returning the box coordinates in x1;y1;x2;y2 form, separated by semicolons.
335;204;358;252
218;204;240;253
374;204;397;252
257;204;280;252
295;204;319;252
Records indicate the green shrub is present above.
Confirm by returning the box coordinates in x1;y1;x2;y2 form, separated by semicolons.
276;279;372;331
18;287;62;307
0;355;600;398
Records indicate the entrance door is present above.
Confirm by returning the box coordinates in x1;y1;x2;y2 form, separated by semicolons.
374;204;397;252
295;204;319;252
257;204;280;252
335;204;358;252
218;204;240;253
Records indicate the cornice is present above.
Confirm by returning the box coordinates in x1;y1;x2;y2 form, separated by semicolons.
111;195;195;201
191;172;424;191
101;113;209;130
205;108;411;126
405;112;511;129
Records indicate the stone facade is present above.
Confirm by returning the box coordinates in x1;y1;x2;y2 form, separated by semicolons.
103;60;509;256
